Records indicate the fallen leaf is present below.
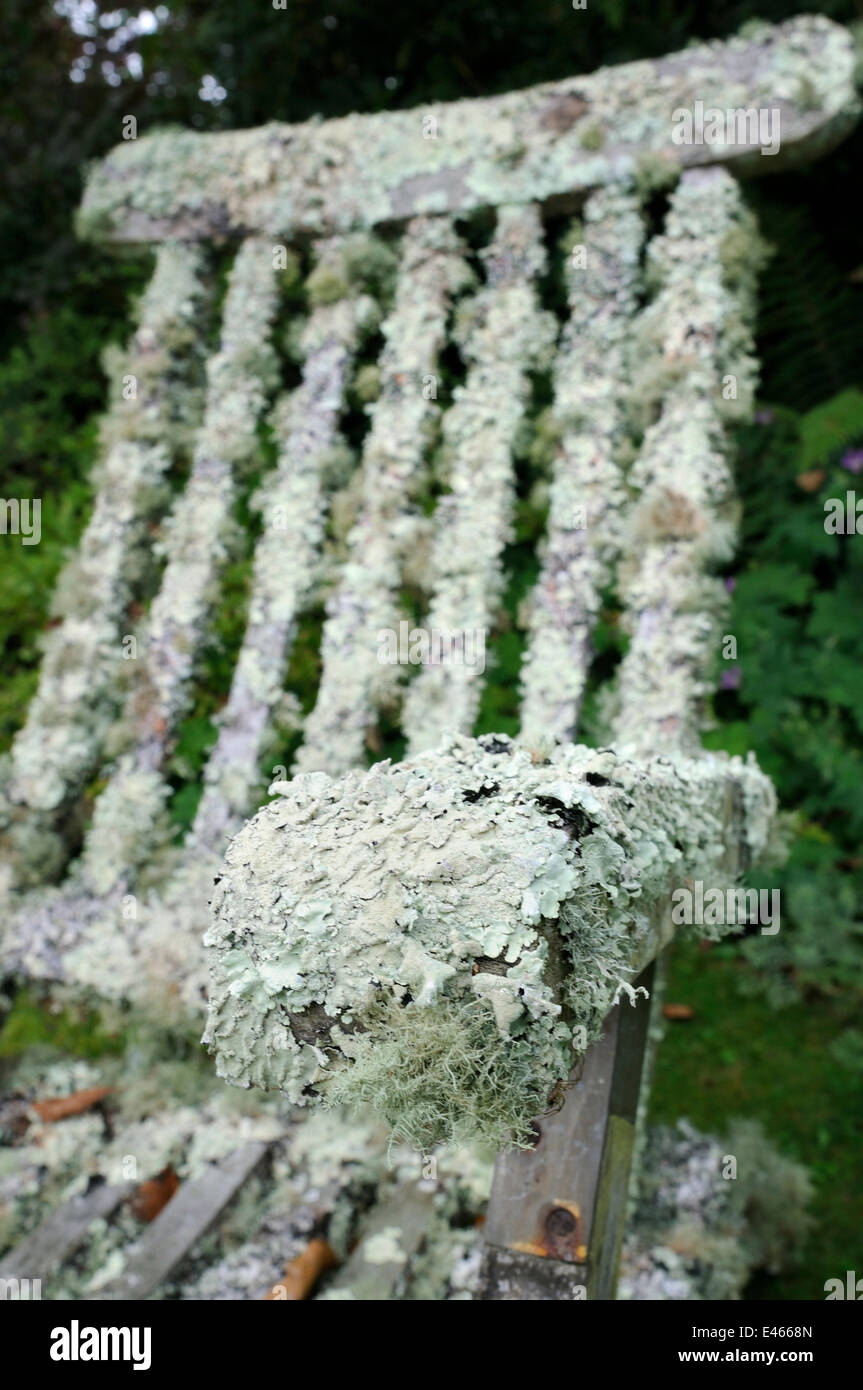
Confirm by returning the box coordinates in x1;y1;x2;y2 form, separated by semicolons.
131;1166;180;1222
796;468;825;492
32;1085;113;1123
265;1238;338;1300
662;1003;695;1021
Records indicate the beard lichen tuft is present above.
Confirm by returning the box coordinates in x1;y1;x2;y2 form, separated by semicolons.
323;996;550;1152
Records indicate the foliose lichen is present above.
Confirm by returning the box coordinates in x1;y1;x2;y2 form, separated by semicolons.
204;732;775;1148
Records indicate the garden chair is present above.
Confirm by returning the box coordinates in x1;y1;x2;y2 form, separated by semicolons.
0;15;857;1301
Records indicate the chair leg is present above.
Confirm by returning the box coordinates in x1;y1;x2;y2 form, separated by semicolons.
478;963;655;1300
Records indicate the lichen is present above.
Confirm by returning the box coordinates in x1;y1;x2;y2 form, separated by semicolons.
76;19;859;246
204;732;775;1147
518;185;644;746
1;242;208;886
296;215;474;774
401;204;557;752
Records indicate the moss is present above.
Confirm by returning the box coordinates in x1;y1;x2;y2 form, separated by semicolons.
0;988;126;1061
306;265;351;306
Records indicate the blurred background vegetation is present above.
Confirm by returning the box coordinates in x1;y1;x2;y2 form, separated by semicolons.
1;0;861;1298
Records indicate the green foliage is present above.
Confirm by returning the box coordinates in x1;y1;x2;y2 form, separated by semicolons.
704;390;863;1004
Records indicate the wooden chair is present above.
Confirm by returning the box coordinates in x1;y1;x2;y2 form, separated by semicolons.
0;15;857;1300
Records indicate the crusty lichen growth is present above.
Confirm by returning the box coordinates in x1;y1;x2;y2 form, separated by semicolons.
204;732;775;1148
296;215;474;775
0;243;207;888
401;204;557;751
518;186;644;746
610;167;767;757
77;18;859;245
619;1119;813;1300
190;234;385;853
79;236;281;895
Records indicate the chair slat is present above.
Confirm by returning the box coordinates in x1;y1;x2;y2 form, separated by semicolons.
5;243;207;875
403;204;555;750
191;238;373;852
77;18;857;245
519;186;644;746
297;217;472;774
613;168;759;756
84;1142;272;1301
0;1181;134;1284
78;238;281;895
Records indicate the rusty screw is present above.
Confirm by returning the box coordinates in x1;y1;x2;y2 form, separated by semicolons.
545;1206;577;1239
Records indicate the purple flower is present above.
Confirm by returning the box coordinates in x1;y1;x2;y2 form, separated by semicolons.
720;666;742;691
754;408;774;426
840;449;863;474
724;576;736;593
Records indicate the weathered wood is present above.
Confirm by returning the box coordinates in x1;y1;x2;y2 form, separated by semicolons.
78;17;858;246
322;1183;437;1300
480;964;654;1299
86;1142;271;1300
0;1181;134;1284
479;1245;588;1301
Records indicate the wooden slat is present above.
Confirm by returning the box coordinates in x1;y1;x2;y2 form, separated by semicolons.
87;1143;271;1301
403;204;553;752
78;237;280;895
78;18;858;244
322;1184;437;1301
190;237;367;851
519;186;644;746
0;1181;134;1283
296;217;471;775
480;964;654;1300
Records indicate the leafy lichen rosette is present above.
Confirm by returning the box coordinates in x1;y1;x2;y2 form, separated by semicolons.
204;734;773;1149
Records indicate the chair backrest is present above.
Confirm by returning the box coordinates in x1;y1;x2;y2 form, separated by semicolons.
1;15;856;1010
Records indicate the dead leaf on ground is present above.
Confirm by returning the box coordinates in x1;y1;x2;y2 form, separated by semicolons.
32;1085;113;1123
265;1238;338;1300
131;1166;180;1222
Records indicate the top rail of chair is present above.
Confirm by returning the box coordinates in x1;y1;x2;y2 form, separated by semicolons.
78;16;858;246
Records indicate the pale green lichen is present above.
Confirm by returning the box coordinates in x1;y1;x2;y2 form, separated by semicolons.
296;216;474;775
78;236;281;895
612;168;765;758
518;185;644;747
189;234;384;854
76;19;859;246
0;242;208;888
204;732;775;1148
401;204;557;752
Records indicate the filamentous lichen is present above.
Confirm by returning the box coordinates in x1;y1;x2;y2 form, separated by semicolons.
204;732;775;1147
